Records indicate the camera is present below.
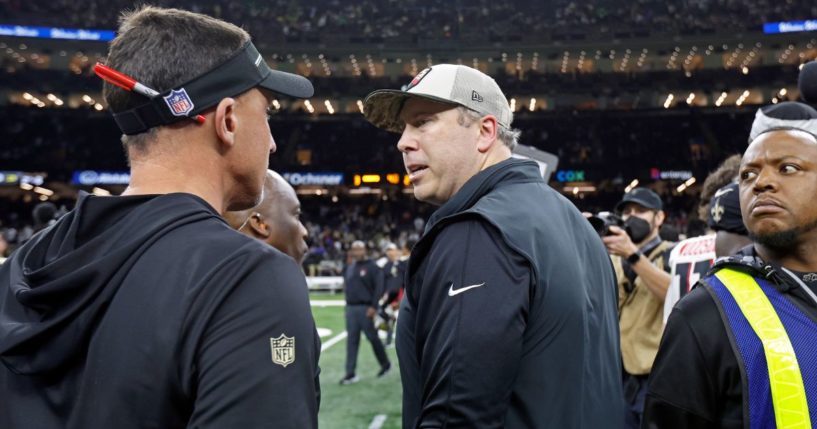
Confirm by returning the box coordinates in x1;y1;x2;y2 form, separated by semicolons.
587;211;624;237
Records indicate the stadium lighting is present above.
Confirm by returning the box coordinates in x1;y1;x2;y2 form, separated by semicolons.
742;66;749;75
625;179;639;193
357;100;364;114
779;88;788;96
94;103;103;111
39;195;49;201
54;99;64;106
686;93;695;104
304;100;315;114
82;95;93;103
529;98;536;111
22;92;32;100
663;94;674;109
33;186;54;196
735;90;750;106
348;187;383;195
272;99;281;110
19;183;33;191
684;177;696;187
715;91;728;107
510;98;517;112
324;100;335;115
773;97;779;104
47;94;56;101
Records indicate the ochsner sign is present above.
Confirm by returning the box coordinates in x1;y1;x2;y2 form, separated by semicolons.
282;172;344;186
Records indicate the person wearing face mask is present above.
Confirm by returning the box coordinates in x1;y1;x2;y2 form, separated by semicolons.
603;187;675;429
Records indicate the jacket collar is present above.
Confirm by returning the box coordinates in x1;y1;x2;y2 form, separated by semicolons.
425;157;542;234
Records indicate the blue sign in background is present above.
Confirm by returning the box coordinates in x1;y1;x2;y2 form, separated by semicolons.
72;171;130;186
763;20;817;34
0;25;115;41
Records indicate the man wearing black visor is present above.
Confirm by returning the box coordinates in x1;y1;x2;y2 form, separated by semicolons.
0;6;319;429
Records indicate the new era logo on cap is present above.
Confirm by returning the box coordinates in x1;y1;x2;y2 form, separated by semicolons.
471;90;483;102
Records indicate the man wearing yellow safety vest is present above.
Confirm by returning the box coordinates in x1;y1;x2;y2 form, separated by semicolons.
643;101;817;429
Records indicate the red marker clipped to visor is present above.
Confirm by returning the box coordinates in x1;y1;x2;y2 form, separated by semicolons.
93;41;314;135
94;63;206;125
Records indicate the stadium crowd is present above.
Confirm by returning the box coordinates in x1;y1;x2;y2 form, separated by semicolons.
1;0;815;45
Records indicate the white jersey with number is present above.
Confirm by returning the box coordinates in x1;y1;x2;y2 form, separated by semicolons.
664;234;716;323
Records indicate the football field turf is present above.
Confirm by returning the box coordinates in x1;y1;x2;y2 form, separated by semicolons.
311;295;402;429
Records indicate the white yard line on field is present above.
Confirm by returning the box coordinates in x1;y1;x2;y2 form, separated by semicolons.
310;300;346;307
368;414;387;429
321;331;348;352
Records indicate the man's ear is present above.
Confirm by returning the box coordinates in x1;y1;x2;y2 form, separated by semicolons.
655;210;666;227
476;115;499;153
247;213;270;238
214;97;238;149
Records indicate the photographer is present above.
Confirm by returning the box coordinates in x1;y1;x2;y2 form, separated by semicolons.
602;187;674;429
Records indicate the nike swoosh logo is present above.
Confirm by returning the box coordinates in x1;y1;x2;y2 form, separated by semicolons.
713;187;734;198
448;282;486;296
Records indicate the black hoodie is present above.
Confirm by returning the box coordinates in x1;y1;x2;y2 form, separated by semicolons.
0;192;320;429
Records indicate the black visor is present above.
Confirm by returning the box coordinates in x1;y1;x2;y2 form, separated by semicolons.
112;41;314;135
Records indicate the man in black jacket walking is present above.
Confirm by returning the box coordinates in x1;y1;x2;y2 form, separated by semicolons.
340;240;391;384
363;64;625;428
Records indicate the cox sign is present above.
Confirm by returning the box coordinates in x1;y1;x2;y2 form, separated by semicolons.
555;170;586;182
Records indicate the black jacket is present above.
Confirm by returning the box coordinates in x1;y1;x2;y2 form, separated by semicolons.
0;193;320;429
343;259;383;306
644;246;817;429
397;158;625;428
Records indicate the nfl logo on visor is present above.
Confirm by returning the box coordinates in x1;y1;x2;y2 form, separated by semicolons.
163;88;195;117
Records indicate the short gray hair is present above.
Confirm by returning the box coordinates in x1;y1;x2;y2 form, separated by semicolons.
104;6;251;158
456;106;520;150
